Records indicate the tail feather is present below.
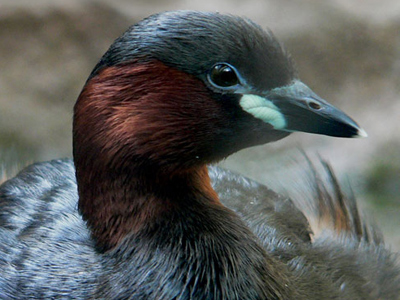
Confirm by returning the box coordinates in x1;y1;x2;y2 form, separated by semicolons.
303;155;383;245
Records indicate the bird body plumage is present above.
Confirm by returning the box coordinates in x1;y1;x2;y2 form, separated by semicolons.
1;159;399;299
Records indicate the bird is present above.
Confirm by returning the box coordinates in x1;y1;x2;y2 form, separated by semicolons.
0;10;399;300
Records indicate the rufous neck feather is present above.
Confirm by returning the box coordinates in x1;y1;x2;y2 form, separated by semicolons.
73;60;221;251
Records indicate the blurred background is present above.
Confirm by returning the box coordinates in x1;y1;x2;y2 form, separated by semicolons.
1;0;399;249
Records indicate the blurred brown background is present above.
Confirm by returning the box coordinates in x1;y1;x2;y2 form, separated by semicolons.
1;0;399;249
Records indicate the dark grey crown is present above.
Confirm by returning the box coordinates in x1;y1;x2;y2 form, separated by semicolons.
90;11;296;91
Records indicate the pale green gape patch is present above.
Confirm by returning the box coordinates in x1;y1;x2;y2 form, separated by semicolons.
239;94;286;129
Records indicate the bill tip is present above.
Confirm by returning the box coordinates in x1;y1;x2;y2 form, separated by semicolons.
356;127;368;138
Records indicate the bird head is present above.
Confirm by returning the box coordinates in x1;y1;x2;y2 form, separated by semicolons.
74;11;365;173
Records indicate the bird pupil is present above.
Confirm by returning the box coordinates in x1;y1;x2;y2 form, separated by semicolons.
210;64;238;87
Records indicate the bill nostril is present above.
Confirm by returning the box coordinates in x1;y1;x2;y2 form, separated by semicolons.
308;101;322;110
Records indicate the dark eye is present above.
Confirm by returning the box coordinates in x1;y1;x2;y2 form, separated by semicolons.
209;64;239;88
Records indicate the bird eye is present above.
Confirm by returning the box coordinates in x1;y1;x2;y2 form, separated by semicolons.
208;64;239;88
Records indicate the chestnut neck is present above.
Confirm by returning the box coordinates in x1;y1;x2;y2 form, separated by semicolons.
76;162;219;251
73;60;223;251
